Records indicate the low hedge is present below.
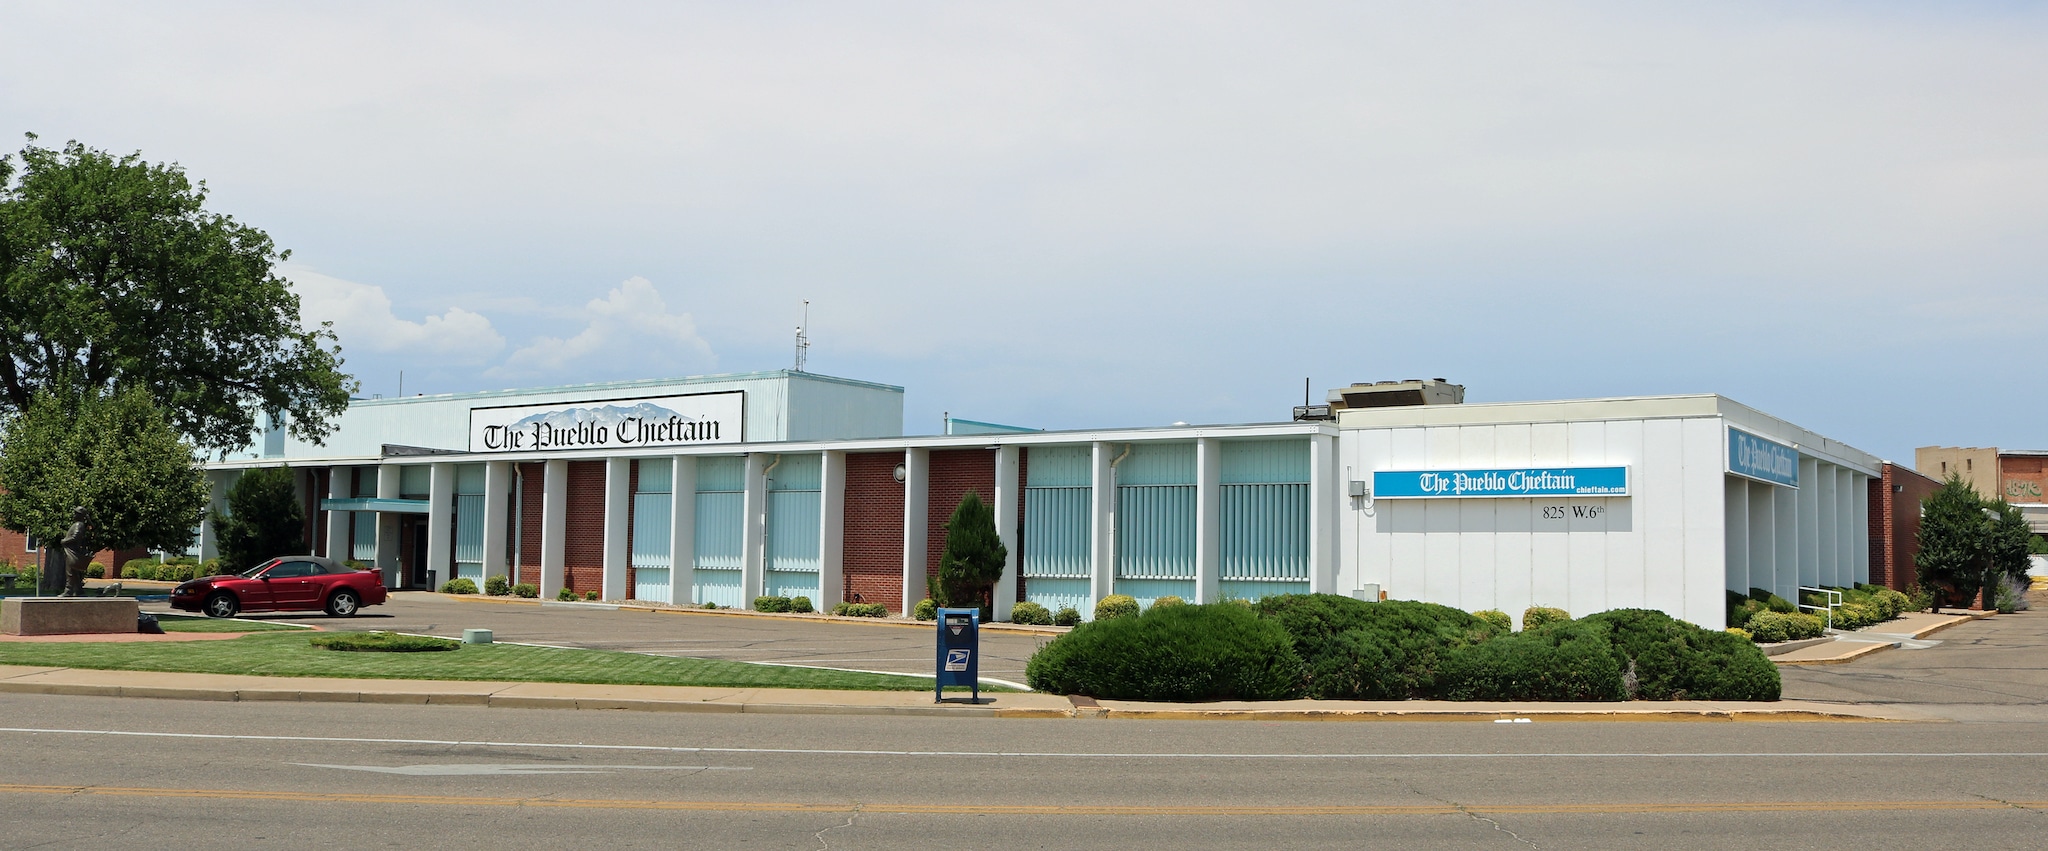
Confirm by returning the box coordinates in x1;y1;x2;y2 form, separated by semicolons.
1254;595;1501;700
484;576;510;596
1743;610;1825;643
1472;609;1512;633
1026;603;1303;701
830;601;888;618
753;596;793;613
1094;594;1140;621
1522;606;1571;630
440;578;478;594
1437;619;1626;701
1010;601;1054;625
1053;606;1081;627
511;583;539;598
1580;609;1779;701
310;631;460;652
790;596;814;614
1149;596;1186;610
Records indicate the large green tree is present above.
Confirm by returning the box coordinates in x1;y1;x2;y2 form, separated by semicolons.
0;136;353;453
212;466;307;574
0;386;208;557
1915;475;2036;608
935;490;1008;620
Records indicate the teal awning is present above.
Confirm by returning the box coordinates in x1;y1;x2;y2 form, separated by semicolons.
320;497;431;514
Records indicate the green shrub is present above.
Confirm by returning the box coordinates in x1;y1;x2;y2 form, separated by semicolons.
85;562;106;579
123;558;162;580
1904;583;1936;613
310;631;460;652
753;595;793;613
913;598;938;620
1026;604;1304;701
1053;606;1082;627
1748;588;1796;614
1726;627;1752;641
1579;609;1780;701
556;588;578;601
1149;595;1186;610
511;582;538;598
702;601;719;610
1009;601;1054;625
1438;620;1625;701
484;575;510;596
1254;595;1501;700
1522;606;1571;630
1872;588;1909;620
1744;610;1825;643
1472;609;1513;632
439;578;478;594
1094;594;1140;621
830;601;887;617
584;590;599;601
790;596;814;614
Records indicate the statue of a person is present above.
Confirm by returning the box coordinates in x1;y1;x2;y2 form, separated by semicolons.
60;506;93;597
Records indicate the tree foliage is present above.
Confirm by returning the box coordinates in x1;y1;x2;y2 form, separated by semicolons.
212;466;307;573
0;136;353;453
0;386;207;553
1915;475;2034;607
935;490;1007;618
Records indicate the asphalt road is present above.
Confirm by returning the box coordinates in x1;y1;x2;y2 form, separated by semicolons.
7;693;2048;849
143;592;1055;684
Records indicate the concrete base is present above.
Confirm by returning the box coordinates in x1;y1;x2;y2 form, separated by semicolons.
1;598;142;636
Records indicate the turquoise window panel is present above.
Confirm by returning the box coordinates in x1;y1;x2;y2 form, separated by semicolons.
637;459;673;494
1221;439;1310;484
694;568;743;608
1220;482;1309;581
1116;484;1196;579
1113;578;1195;609
353;468;378;498
1023;577;1090;615
765;491;821;573
350;513;376;562
696;456;748;492
764;570;820;600
1023;486;1090;578
634;567;671;603
1026;446;1092;488
1220;579;1309;602
399;466;430;498
455;563;482;582
455;464;487;495
768;454;822;491
632;492;673;568
693;491;744;571
1117;443;1195;486
453;494;485;566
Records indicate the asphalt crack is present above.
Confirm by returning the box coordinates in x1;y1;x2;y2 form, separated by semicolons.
815;808;860;849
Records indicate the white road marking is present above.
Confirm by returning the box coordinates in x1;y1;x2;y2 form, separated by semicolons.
6;727;2048;761
290;763;749;776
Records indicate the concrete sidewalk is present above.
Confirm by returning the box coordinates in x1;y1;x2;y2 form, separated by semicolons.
1770;609;1994;665
0;663;1921;722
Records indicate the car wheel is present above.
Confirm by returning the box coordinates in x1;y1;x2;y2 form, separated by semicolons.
204;592;239;618
326;589;361;617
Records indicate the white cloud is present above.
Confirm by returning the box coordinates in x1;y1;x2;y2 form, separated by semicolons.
490;277;714;378
287;266;506;362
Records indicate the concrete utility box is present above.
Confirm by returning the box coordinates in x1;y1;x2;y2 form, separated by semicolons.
1;598;142;636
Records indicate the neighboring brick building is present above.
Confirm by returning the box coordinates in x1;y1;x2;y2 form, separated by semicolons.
1916;446;2048;535
1867;462;1942;592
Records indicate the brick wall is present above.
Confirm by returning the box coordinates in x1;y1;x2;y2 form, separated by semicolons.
1869;462;1941;592
516;462;545;586
564;460;606;594
926;449;997;583
843;452;906;611
2000;454;2048;505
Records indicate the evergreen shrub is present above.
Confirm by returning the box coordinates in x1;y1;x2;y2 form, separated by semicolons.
1579;609;1779;701
1095;594;1140;620
1254;595;1500;700
439;578;478;594
484;575;510;596
511;583;539;598
830;601;888;617
913;598;938;620
86;562;105;578
584;590;599;601
1437;620;1625;701
790;596;814;613
1149;596;1186;610
311;631;460;652
1025;603;1304;701
1010;601;1054;625
1053;606;1081;627
1472;609;1513;632
1522;606;1571;630
1743;610;1824;643
556;588;577;601
753;596;793;613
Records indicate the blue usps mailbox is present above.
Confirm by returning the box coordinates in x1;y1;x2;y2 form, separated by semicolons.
935;607;980;703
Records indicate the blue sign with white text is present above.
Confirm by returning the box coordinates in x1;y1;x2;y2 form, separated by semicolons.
1727;428;1800;488
1372;467;1629;498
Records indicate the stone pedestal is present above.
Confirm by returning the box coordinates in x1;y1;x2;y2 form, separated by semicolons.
0;597;141;636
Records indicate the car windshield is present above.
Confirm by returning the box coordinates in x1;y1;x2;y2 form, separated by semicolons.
238;562;274;579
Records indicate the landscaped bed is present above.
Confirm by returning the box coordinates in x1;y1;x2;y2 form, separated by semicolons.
1025;594;1781;703
153;614;311;633
0;632;962;692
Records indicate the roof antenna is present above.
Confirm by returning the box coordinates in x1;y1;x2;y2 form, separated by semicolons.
1304;376;1310;407
794;300;810;373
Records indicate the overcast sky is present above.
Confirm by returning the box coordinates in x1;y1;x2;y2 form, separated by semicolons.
5;2;2044;464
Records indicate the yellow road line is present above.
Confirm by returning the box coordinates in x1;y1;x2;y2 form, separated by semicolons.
0;784;2040;816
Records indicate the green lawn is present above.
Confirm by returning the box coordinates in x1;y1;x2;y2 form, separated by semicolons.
0;632;956;692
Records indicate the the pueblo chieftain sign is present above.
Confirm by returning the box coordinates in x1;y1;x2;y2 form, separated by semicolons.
1373;466;1630;498
468;392;744;453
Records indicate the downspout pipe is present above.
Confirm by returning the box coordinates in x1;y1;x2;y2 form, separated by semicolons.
1107;444;1132;580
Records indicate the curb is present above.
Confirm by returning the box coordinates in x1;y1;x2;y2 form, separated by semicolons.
1774;640;1897;666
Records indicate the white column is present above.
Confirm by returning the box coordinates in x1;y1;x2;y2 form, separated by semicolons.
1194;437;1222;604
1836;466;1854;588
820;451;847;608
1852;473;1871;586
197;470;233;561
482;461;512;586
993;445;1020;621
1725;477;1749;594
1817;462;1839;588
603;457;630;601
901;448;929;612
1089;441;1116;617
324;467;350;562
1798;457;1820;587
670;455;697;605
426;462;454;588
1748;481;1774;597
1773;478;1799;603
540;459;567;600
1309;432;1338;595
375;463;401;586
742;453;770;602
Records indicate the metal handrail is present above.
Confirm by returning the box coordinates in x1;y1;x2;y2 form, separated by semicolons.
1798;586;1843;631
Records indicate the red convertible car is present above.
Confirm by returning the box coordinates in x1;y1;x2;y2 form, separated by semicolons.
171;556;389;618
